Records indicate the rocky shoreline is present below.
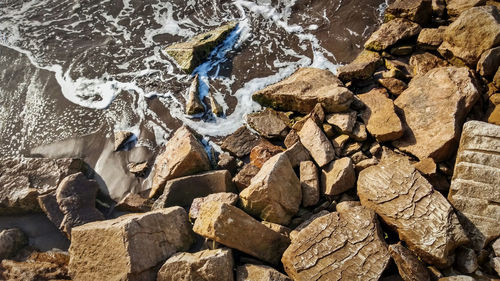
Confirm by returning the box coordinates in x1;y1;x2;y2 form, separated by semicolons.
1;0;500;280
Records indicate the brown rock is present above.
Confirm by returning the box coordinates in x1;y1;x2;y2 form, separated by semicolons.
477;46;500;79
385;0;432;25
493;257;500;276
69;207;194;281
150;126;211;198
385;58;414;80
495;67;500;88
236;264;291;281
378;77;408;95
389;243;431;281
432;0;445;17
289;210;329;241
291;103;325;131
341;141;362;157
262;222;291;239
189;192;238;220
0;250;70;281
282;202;390;281
298;118;335;167
186;74;204;115
390;45;414;56
393;67;480;161
325;110;357;134
37;191;64;231
438;276;475;281
348;121;368;142
414;158;437;176
299;161;319;207
233;164;260;192
358;88;404;142
355;157;379;172
247;108;290;139
127;161;149;177
321;157;356;196
282;141;311;168
337;50;382;81
417;28;444;50
221;126;261;158
217;153;237;175
115;193;152;213
252;68;353;114
332;134;350;155
322;123;335;138
409;52;449;76
249;141;284;168
208;92;223;116
365;18;422;51
446;0;487;18
454;247;478;273
0;228;27;260
284;129;300;148
358;155;469;267
492;237;500;256
114;131;134;151
193;202;290;265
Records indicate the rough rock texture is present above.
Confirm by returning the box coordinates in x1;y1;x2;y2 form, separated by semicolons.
454;247;478;273
298;118;335;167
189;192;238;220
477;46;500;79
0;228;27;260
252;68;353;114
358;155;469;267
37;191;64;231
493;237;500;256
193;202;290;265
349;122;368;142
393;67;480;161
165;22;237;73
0;250;70;281
127;162;149;177
114;131;134;151
358;88;404;142
438;6;500;67
115;193;152;213
282;202;390;281
448;121;500;250
292;103;325;131
153;170;236;209
337;50;382;81
365;18;422;51
417;28;444;50
385;0;432;25
186;74;204;115
378;77;408;95
325;111;357;134
282;141;311;168
150;126;211;198
247;108;290;139
389;243;431;281
233;164;260;192
157;248;234;281
217;153;237;175
299;161;319;207
249;141;284;169
438;276;475;281
221;126;261;158
236;264;291;281
239;153;301;225
208;92;223;116
446;0;487;18
69;207;194;281
409;52;449;76
321;157;356;196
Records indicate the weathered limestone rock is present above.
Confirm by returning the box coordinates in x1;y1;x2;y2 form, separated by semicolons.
284;129;300;148
417;28;444;50
186;74;204;115
221;126;261;158
365;18;422;51
239;153;301;225
69;207;194;281
157;248;234;281
355;157;379;172
0;228;27;260
0;250;70;281
282;141;311;168
409;52;449;76
438;276;475;281
165;22;237;73
193;202;290;265
325;110;357;134
115;193;152;213
282;202;390;281
236;264;291;281
358;155;469;267
298;118;335;167
233;164;260;192
262;221;291;239
389;243;431;281
337;50;382;81
358;88;404;142
299;161;319;207
114;131;134;151
153;170;236;209
477;46;500;79
493;257;500;276
448;121;500;250
378;77;408;95
249;141;284;169
247;108;290;139
385;0;432;25
321;157;356;196
446;0;487;18
438;6;500;67
189;192;238;220
150;126;211;198
252;68;353;114
393;67;480;161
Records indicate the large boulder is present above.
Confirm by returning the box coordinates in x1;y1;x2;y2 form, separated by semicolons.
281;202;390;280
220;126;261;158
236;264;291;281
364;18;422;51
298;118;335;167
0;228;27;260
446;0;487;18
384;0;433;25
150;126;211;198
246;108;290;139
69;207;194;281
448;121;500;250
392;67;480;161
252;68;353;114
358;154;469;267
282;141;311;168
417;28;445;50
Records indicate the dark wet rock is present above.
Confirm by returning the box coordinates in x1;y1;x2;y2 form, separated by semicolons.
378;77;408;95
321;157;356;196
389;243;431;281
282;141;311;168
249;140;284;169
385;58;414;80
233;163;260;192
325;110;357;134
186;74;204;115
446;0;487;18
337;50;382;82
365;18;422;51
299;161;319;207
477;46;500;79
127;161;149;177
236;264;291;281
114;193;152;213
113;131;134;151
385;0;432;25
247;108;290;139
220;126;261;158
0;228;27;260
409;52;449;76
298;118;335;167
0;250;70;281
189;192;238;220
417;28;444;50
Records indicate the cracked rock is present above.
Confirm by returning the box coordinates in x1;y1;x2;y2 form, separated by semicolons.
389;242;431;281
298;118;335;167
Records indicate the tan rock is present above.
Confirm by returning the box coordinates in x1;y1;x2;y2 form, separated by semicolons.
448;121;500;250
189;192;238;220
262;221;291;239
252;68;353;114
0;250;70;281
127;161;149;177
378;77;408;95
299;161;319;207
289;210;329;241
325;110;357;134
321;157;356;196
193;202;290;265
438;276;475;281
250;140;284;169
247;108;290;139
493;257;500;276
208;92;223;116
358;155;469;267
384;0;432;25
365;18;422;51
284;129;300;148
282;202;390;281
337;50;382;81
291;103;325;131
233;163;260;192
389;243;431;281
393;67;480;161
221;126;261;158
492;237;500;256
185;74;204;115
341;141;362;157
417;28;444;50
446;0;487;18
355;157;379;172
115;193;152;213
409;52;449;76
348;121;368;142
413;158;437;176
298;118;335;167
282;141;311;168
332;134;350;155
69;207;195;281
477;46;500;79
150;126;211;198
114;131;134;151
236;264;291;281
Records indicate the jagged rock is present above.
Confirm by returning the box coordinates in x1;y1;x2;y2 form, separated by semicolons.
115;193;152;213
351;151;368;164
249;141;284;169
0;228;27;260
37;191;64;232
393;67;480;161
385;58;414;80
358;88;404;142
365;18;422;51
185;74;204;115
189;192;238;220
455;247;478;273
355;157;379;172
236;264;291;281
217;153;237;175
378;77;408;95
114;131;134;151
239;153;301;225
321;157;356;196
262;221;291;239
0;250;70;281
282;141;311;168
0;157;89;214
208;93;224;116
282;202;390;280
193;202;290;265
157;248;234;281
153;170;235;209
348;121;368;142
438;6;500;67
221;126;261;158
332;134;350;155
291;103;325;131
341;141;362;157
389;243;431;281
127;161;149;177
322;124;335;138
417;28;444;50
299;161;319;207
233;164;260;192
337;50;382;81
477;46;500;79
448;121;500;250
252;68;353;114
69;207;194;281
298;118;335;167
409;52;449;76
247;108;290;139
325;110;357;134
493;257;500;276
165;22;237;73
358;154;469;267
446;0;487;18
150;126;211;198
384;0;432;25
495;65;500;88
284;129;300;148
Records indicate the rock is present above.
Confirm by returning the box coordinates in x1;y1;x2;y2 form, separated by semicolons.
358;88;404;142
493;237;500;256
185;74;204;115
332;134;350;155
325;110;357;134
414;158;437;176
0;228;27;260
221;126;261;158
348;121;368;142
321;157;356;196
193;202;290;265
357;154;469;267
291;103;325;131
284;129;300;148
114;131;134;151
233;164;260;192
298;118;335;167
209;93;224;116
299;161;319;207
409;52;449;76
239;153;301;225
189;192;238;220
438;276;475;281
252;68;353;114
393;67;480;161
0;250;70;281
0;157;89;214
446;0;487;18
493;257;500;276
165;22;237;73
322;124;335;138
262;222;291;239
388;243;431;281
217;153;237;175
282;141;311;168
69;207;194;281
378;77;408;95
384;0;432;25
115;193;152;213
249;141;284;168
448;121;500;250
37;191;64;231
438;6;500;67
236;264;291;281
247;108;290;139
282;202;390;280
494;69;500;88
385;58;413;80
417;28;444;50
365;18;422;51
150;126;211;198
153;170;236;209
127;161;149;177
337;50;382;82
455;247;478;273
157;248;233;281
432;0;445;17
390;45;414;56
289;210;330;241
351;151;369;164
341;141;362;157
355;157;379;172
477;46;500;79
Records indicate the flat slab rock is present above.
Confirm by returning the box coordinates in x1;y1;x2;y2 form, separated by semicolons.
282;201;390;281
384;0;432;25
364;18;421;51
246;108;290;139
221;126;261;158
